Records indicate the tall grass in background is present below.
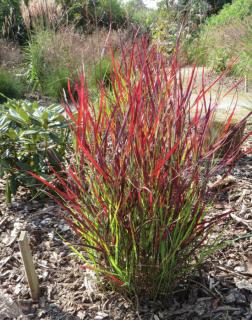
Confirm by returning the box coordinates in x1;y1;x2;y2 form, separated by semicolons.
20;0;68;99
24;29;72;98
24;27;129;99
32;39;252;299
19;0;133;100
20;0;63;33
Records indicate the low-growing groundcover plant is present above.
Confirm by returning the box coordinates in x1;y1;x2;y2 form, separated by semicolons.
32;40;252;299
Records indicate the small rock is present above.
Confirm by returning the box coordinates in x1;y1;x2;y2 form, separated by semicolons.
153;315;160;320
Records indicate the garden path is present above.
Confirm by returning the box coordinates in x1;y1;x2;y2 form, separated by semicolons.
182;67;252;121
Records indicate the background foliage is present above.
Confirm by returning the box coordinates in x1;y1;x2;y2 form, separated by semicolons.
189;0;252;76
0;67;25;102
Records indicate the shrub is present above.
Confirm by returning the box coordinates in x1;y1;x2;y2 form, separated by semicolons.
31;40;252;299
125;2;156;31
151;1;211;60
0;68;25;102
0;100;68;202
57;0;127;32
151;8;178;55
93;0;126;29
189;0;252;73
209;48;230;73
190;15;252;76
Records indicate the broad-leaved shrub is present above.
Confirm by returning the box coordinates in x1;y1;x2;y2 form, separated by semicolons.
0;100;68;202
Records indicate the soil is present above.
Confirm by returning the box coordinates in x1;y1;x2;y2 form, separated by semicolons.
1;132;252;320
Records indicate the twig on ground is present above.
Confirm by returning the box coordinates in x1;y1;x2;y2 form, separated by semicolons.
230;213;252;231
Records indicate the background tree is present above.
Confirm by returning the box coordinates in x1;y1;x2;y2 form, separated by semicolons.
123;0;156;32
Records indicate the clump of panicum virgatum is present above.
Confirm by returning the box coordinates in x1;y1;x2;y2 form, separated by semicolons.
31;39;252;299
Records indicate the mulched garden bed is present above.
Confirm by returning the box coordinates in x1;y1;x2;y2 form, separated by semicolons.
1;134;252;320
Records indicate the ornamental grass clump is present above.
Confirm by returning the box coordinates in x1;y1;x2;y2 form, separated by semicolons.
32;40;251;299
20;0;63;33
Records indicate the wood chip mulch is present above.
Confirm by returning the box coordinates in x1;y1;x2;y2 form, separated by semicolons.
1;135;252;320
